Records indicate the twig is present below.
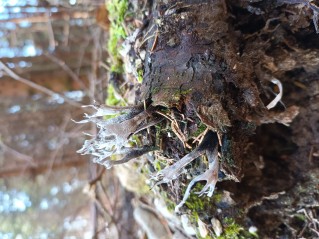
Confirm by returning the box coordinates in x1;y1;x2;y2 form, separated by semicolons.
43;52;87;90
62;14;70;46
97;181;114;216
150;31;158;52
45;113;72;178
46;11;56;51
99;61;111;71
76;36;91;75
0;61;81;107
89;167;106;185
0;142;36;166
155;110;190;148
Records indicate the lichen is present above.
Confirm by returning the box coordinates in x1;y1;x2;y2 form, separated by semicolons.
75;103;160;168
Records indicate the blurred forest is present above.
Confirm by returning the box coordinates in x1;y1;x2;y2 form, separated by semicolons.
2;0;319;239
0;0;137;238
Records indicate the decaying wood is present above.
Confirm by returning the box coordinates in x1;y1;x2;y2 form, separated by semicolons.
78;0;319;237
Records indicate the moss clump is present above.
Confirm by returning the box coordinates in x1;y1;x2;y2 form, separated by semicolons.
137;69;143;83
159;191;177;212
192;122;207;138
179;89;193;96
217;218;258;239
182;189;257;239
218;218;243;239
293;213;306;222
107;0;128;73
172;89;192;101
184;184;216;212
212;191;223;204
106;84;126;106
153;159;166;171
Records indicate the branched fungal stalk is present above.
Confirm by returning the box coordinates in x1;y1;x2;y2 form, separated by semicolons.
175;132;219;212
153;131;220;212
77;101;221;209
75;102;161;168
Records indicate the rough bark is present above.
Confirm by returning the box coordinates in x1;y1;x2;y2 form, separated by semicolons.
79;0;319;237
137;0;319;237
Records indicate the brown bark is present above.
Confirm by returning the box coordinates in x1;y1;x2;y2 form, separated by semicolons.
133;0;319;237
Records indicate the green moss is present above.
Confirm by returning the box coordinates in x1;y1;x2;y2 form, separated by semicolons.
188;211;212;239
188;210;216;239
107;0;128;73
137;69;143;83
160;191;177;212
107;0;127;22
183;195;257;239
180;89;192;96
212;192;223;204
217;218;258;239
172;89;192;99
106;84;126;106
197;234;214;239
130;135;142;147
170;89;191;102
188;210;200;225
218;218;243;239
294;213;306;222
153;160;163;171
184;184;215;212
192;123;207;138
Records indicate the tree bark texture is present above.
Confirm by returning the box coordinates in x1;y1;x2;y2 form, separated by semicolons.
141;0;278;179
136;0;319;237
78;1;319;237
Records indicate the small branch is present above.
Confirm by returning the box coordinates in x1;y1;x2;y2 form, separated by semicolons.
46;11;56;51
89;167;106;185
45;113;72;178
0;61;81;108
43;52;87;90
0;142;36;166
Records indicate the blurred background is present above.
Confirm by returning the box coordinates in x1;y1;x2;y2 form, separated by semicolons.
0;0;139;238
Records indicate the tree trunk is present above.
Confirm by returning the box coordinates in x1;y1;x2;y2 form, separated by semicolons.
137;0;319;238
79;1;319;238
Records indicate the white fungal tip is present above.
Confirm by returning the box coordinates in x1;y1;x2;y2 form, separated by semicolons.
266;77;283;109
